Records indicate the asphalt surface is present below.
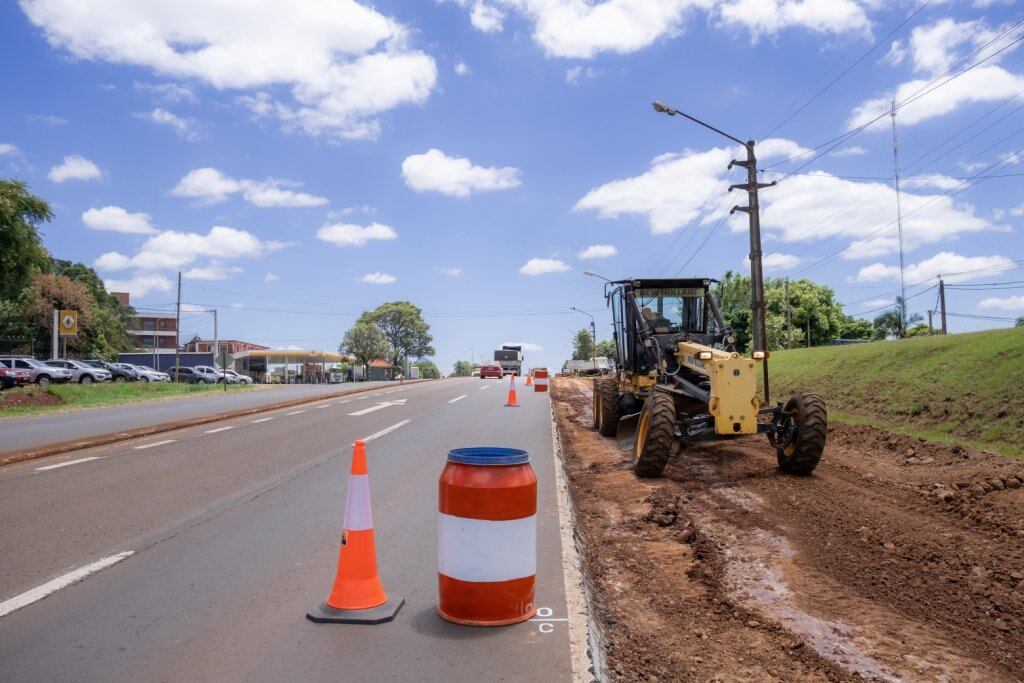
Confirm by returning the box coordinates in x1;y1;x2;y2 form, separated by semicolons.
0;377;574;682
0;381;396;454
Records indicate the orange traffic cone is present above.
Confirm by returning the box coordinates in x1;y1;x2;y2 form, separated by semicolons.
505;373;519;407
525;373;533;386
307;440;404;624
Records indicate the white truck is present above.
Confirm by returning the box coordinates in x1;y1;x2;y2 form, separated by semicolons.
566;357;613;376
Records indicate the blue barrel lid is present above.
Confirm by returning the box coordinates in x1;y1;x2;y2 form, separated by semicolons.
447;447;530;465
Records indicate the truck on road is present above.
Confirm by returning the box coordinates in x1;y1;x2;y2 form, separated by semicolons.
494;345;523;377
566;357;613;376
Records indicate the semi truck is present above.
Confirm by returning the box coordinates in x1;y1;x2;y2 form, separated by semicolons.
494;345;523;377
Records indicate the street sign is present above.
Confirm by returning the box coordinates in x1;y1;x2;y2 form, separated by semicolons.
58;310;78;337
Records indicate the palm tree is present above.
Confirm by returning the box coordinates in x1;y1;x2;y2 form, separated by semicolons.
872;296;923;339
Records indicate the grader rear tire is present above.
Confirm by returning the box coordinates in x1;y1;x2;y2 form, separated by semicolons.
776;392;827;476
594;379;621;437
632;392;676;478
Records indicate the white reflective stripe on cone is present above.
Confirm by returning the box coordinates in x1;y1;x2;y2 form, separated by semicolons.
343;474;373;531
437;513;536;582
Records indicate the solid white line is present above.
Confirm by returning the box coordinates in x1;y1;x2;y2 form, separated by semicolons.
35;457;102;472
448;394;468;403
133;439;175;450
204;426;234;434
0;551;134;619
363;420;410;442
251;417;274;423
286;410;306;415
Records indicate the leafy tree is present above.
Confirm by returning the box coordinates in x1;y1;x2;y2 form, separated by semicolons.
906;323;931;337
412;359;440;379
0;179;52;302
872;296;923;340
358;301;434;369
340;321;392;376
594;338;617;359
1017;316;1023;328
571;328;596;360
837;317;874;340
451;360;475;377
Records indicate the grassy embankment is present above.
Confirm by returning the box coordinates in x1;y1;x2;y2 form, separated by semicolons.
0;381;263;418
766;327;1024;459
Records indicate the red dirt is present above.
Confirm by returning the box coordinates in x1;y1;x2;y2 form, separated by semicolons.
552;377;1024;682
0;387;63;410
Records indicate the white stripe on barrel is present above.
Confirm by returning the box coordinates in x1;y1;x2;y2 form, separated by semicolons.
438;513;537;582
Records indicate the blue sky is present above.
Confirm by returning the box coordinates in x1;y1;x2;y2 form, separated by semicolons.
2;0;1022;372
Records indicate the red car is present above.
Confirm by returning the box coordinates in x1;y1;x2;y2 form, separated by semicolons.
479;363;503;379
0;367;32;390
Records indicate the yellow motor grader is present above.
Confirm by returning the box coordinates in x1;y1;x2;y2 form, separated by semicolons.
591;277;826;477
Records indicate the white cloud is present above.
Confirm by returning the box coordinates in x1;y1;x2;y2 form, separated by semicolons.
438;267;463;276
231;302;244;309
316;222;397;247
519;257;570;276
183;263;243;280
171;167;328;207
501;341;543;351
93;251;132;272
48;154;101;182
26;114;67;125
565;65;599;84
471;1;505;32
103;272;173;298
81;205;157;234
137;108;202;141
902;174;961;191
358;272;396;284
402;148;521;197
830;146;867;157
106;225;293;273
0;143;19;155
717;0;870;39
978;295;1024;312
454;61;471;76
578;244;617;260
21;0;437;141
264;273;280;282
1010;204;1024;217
743;252;802;272
853;252;1015;284
329;204;376;219
134;81;197;103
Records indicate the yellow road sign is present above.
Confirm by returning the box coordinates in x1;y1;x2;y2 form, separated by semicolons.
59;310;78;336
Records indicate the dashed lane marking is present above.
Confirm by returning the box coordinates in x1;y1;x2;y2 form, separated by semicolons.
286;410;306;415
204;426;234;434
133;439;176;450
251;417;274;423
35;457;103;472
0;552;134;619
363;420;410;442
448;394;468;403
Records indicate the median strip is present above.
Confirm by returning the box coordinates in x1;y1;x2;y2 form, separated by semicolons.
363;420;410;442
0;551;134;619
34;456;103;472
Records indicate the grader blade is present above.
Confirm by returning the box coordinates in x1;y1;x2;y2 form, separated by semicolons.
616;411;642;450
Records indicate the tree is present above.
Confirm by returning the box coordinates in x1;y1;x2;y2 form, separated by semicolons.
571;328;596;360
0;179;52;302
412;359;440;379
340;322;392;376
451;360;475;377
837;317;873;340
594;338;617;359
1017;316;1024;328
872;296;923;340
358;301;434;370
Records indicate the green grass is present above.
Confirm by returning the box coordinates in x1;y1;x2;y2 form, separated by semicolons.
0;381;263;418
764;328;1024;459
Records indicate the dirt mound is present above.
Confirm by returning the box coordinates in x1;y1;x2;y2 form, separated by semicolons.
0;387;63;411
553;377;1024;681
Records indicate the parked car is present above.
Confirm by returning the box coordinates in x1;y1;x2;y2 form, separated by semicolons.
45;359;111;384
223;369;252;385
0;366;32;390
121;364;171;382
82;359;138;382
167;366;220;384
479;363;504;379
193;365;234;383
0;356;73;386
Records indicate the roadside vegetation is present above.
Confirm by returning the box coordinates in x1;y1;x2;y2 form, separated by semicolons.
0;381;262;418
767;327;1024;458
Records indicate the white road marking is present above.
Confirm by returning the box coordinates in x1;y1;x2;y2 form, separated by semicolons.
479;384;491;390
448;394;468;403
340;399;352;404
286;410;306;415
204;426;234;434
348;399;406;416
363;420;410;442
133;439;176;450
35;457;102;472
0;552;134;619
251;417;274;423
315;404;331;409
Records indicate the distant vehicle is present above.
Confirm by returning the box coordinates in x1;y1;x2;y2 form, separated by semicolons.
223;369;252;385
168;366;219;384
479;363;504;379
494;345;523;376
0;356;73;386
566;357;614;376
193;365;234;383
45;359;111;384
409;366;421;380
82;359;138;382
121;363;171;383
0;366;32;390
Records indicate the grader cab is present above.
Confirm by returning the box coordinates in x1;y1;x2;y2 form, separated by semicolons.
592;277;826;477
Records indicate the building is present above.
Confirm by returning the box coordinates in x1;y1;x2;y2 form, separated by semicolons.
368;359;396;382
111;292;179;356
184;336;269;356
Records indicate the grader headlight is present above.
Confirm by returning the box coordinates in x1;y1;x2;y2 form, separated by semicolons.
698;351;713;361
752;350;766;360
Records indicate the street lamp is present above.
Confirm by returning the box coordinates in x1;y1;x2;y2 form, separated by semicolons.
583;270;612;283
570;306;596;342
652;100;775;402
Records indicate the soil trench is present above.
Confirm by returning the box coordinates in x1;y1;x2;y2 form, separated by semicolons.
552;377;1024;682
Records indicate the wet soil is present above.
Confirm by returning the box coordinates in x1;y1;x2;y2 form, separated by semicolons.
552;377;1024;682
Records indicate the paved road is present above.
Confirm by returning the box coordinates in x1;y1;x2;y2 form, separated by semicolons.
0;381;397;454
0;377;575;681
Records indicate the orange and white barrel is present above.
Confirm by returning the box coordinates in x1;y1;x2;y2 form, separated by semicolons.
534;368;549;392
437;447;537;626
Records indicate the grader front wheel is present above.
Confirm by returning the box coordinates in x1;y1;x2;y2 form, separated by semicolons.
775;392;827;476
594;379;621;437
632;392;676;478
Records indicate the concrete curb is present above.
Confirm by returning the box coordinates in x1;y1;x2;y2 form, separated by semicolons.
0;380;433;468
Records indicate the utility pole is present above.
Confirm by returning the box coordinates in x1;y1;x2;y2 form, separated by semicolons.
806;316;811;349
927;310;934;334
891;99;908;336
785;279;793;348
51;308;59;358
939;278;948;334
174;271;181;379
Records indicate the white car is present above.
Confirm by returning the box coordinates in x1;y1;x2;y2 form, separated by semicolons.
45;359;111;384
223;370;252;385
124;364;171;382
194;365;235;383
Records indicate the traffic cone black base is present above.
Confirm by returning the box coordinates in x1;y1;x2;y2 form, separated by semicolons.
307;596;405;624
